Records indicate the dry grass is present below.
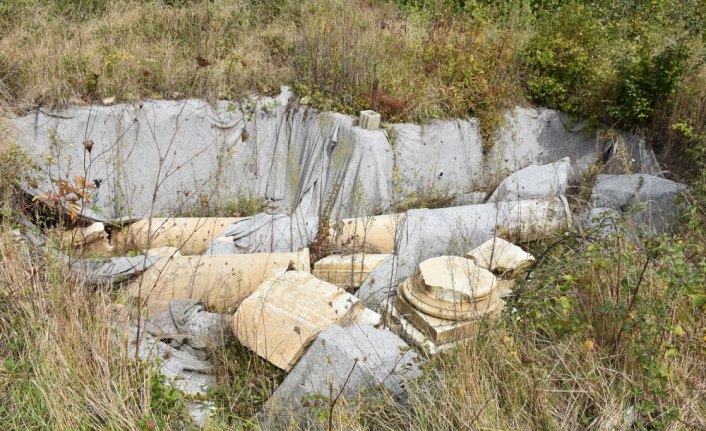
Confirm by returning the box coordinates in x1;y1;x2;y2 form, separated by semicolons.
0;234;160;430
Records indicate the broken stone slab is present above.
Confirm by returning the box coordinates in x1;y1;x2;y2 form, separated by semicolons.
331;214;399;254
312;253;392;292
590;174;687;234
465;237;535;275
488;157;574;202
259;324;421;428
73;255;160;285
232;270;364;371
216;213;319;254
113;217;244;256
126;250;310;313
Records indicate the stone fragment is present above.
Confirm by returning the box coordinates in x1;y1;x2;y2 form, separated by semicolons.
113;217;243;255
390;256;503;345
602;132;661;176
102;96;115;106
232;271;363;371
465;237;535;275
359;110;381;130
401;256;497;320
382;297;458;355
260;324;421;427
145;299;231;351
313;253;391;291
488;157;573;202
126;250;310;313
590;174;686;234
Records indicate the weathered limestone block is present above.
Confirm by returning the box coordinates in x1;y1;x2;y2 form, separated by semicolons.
260;324;421;428
313;253;391;291
590;174;687;234
488;157;573;202
382;297;459;355
126;250;310;313
232;270;363;371
359;110;382;130
465;237;535;275
113;217;243;255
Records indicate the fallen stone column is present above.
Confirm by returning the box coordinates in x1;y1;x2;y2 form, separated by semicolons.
113;217;243;255
331;213;400;254
125;250;310;313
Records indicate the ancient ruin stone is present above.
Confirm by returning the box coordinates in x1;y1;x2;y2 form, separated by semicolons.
260;324;421;427
465;237;535;275
401;256;497;320
331;214;399;254
392;256;503;345
232;270;364;371
312;253;391;291
113;217;243;255
125;250;310;313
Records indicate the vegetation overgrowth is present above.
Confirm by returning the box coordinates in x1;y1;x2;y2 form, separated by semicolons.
1;1;705;430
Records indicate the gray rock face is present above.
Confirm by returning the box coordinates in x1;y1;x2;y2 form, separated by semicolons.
590;174;686;234
488;157;573;202
355;254;406;312
12;92;619;223
487;107;601;181
602;132;661;176
260;324;421;428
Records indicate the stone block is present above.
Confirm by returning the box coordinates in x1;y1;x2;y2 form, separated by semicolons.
260;324;421;427
331;214;399;254
488;157;573;202
395;288;502;344
465;237;535;275
359;110;381;130
313;253;391;291
232;270;363;371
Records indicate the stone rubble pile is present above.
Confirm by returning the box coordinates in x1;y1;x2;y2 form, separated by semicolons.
14;89;693;429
